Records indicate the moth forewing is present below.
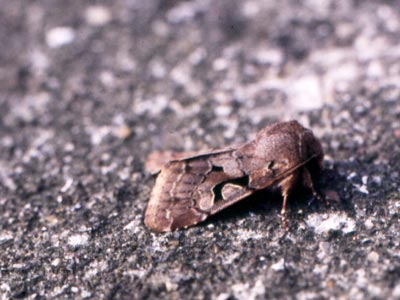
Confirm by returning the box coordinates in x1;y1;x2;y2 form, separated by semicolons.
144;120;324;232
144;149;244;232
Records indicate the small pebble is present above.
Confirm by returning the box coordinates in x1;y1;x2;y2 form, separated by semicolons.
367;251;379;263
68;233;89;248
306;213;356;234
51;258;61;267
46;27;75;48
288;75;323;111
85;5;111;26
364;219;374;230
271;258;285;271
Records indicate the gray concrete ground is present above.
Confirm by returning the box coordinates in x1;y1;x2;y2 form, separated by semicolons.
0;1;399;299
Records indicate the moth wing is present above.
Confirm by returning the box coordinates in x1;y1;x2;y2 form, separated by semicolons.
144;143;322;232
144;147;259;232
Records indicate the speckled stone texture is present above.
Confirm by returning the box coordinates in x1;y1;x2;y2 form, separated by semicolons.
0;1;399;299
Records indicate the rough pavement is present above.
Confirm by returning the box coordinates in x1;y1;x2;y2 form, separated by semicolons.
0;1;399;299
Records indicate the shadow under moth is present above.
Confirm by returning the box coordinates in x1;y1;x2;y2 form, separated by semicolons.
144;120;324;232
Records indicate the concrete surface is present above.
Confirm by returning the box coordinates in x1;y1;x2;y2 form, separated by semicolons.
0;1;399;299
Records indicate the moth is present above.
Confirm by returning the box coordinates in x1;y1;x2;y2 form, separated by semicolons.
144;120;324;232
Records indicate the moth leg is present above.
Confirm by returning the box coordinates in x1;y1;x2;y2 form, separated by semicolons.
279;172;298;231
302;168;323;203
281;191;289;231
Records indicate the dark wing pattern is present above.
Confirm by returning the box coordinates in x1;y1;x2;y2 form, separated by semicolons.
144;145;288;232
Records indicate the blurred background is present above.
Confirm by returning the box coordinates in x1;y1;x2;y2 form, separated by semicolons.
0;1;399;299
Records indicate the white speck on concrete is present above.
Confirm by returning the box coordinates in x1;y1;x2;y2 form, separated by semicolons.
313;264;328;276
85;5;111;26
189;47;206;65
253;48;283;66
123;219;141;234
68;233;89;247
215;105;232;117
306;212;356;234
99;71;115;87
336;22;356;41
0;162;16;191
171;64;191;85
116;50;136;71
84;261;108;280
124;269;148;279
351;269;383;297
288;75;323;111
250;279;265;300
297;291;322;300
213;58;229;71
165;280;178;292
113;124;131;139
364;219;374;230
271;258;285;271
46;27;75;48
354;183;369;194
151;20;169;37
355;269;367;288
150;59;167;78
317;241;332;259
367;60;385;78
0;283;10;293
0;231;13;244
30;50;49;73
166;0;209;24
10;93;51;125
327;61;359;83
393;283;400;298
50;285;69;298
51;258;61;267
347;172;357;180
304;0;331;14
216;293;231;300
231;278;265;300
222;252;240;265
12;263;24;270
206;224;215;230
372;175;382;186
388;198;400;216
234;228;265;242
367;251;379;263
135;95;169;116
60;177;73;193
377;5;400;32
81;290;92;299
361;175;368;185
87;126;112;145
242;1;259;17
367;284;384;298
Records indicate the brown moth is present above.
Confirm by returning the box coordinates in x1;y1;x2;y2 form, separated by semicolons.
144;120;324;232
